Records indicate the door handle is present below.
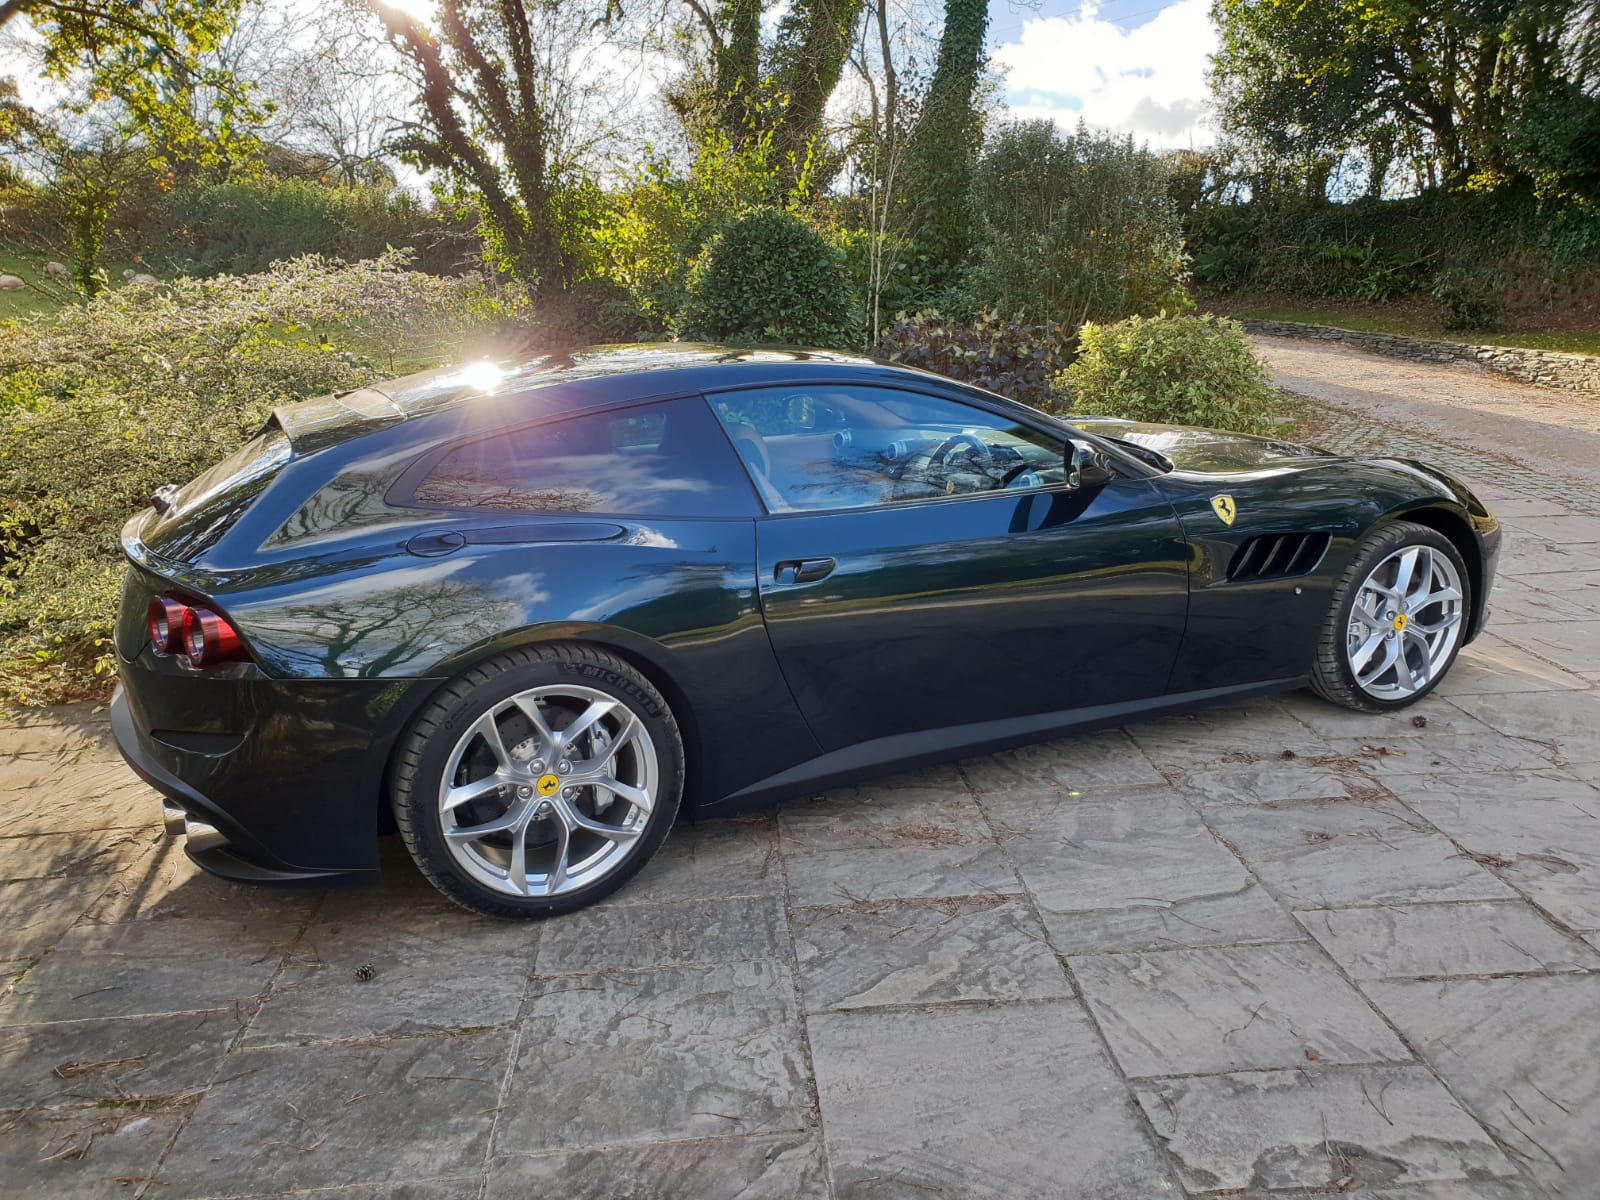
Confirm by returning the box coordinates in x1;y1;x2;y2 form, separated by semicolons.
775;557;836;584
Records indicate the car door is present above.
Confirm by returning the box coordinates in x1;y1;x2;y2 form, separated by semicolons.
704;382;1191;753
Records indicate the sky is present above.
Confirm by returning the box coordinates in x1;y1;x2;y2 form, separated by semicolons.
989;0;1217;149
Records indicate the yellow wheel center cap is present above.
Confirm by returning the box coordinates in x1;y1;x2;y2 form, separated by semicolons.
535;774;561;797
1393;613;1408;632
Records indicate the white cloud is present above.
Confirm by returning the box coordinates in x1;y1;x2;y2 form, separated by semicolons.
994;0;1217;148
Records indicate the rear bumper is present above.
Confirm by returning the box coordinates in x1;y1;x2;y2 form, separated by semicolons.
110;656;438;886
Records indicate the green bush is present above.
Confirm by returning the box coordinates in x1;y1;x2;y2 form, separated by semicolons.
964;121;1189;325
679;208;855;347
0;253;518;704
155;179;478;278
1431;266;1503;331
1055;313;1284;436
877;311;1078;410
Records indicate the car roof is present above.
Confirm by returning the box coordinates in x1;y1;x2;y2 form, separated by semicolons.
390;343;958;410
271;344;968;453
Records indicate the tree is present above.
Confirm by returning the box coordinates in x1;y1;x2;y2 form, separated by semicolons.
1;0;266;177
657;0;865;192
899;0;987;281
375;0;599;291
1210;0;1600;201
1;0;269;292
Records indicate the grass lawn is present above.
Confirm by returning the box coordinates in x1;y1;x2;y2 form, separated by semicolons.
0;251;152;321
1212;293;1600;356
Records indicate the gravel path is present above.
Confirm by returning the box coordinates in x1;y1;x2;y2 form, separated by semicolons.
1255;334;1600;501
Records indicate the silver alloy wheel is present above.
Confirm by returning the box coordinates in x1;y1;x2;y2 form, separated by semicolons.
437;684;657;897
1345;543;1465;701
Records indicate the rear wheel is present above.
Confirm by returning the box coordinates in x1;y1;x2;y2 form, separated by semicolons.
1310;521;1470;712
392;645;683;918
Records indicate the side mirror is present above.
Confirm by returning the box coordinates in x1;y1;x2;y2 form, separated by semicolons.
1067;443;1113;490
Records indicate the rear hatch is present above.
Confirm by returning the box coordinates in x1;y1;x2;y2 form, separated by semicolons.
132;386;408;565
137;423;295;564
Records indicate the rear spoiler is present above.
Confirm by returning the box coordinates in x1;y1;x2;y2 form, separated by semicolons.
268;386;404;454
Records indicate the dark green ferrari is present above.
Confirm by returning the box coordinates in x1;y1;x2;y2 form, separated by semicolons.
112;345;1500;917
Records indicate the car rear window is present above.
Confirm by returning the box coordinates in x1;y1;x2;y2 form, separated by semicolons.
407;396;754;518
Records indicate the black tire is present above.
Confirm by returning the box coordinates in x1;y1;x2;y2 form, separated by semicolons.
1310;520;1471;713
391;644;684;918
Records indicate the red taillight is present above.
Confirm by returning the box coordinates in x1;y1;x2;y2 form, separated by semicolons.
181;606;245;668
146;596;188;655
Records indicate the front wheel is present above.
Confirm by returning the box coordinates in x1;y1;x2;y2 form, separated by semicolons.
391;645;684;918
1310;521;1471;712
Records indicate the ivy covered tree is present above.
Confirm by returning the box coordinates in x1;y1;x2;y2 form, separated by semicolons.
900;0;987;286
664;0;865;193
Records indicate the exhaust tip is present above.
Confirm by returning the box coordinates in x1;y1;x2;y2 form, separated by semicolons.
184;817;228;854
161;800;227;853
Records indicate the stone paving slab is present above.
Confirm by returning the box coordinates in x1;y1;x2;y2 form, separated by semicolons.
0;1105;184;1200
1436;633;1591;694
960;727;1168;793
994;791;1306;953
1137;1065;1515;1193
1316;730;1556;778
1448;689;1600;764
0;828;151;884
503;960;808;1152
485;1133;829;1199
603;816;781;906
809;1002;1175;1199
1205;796;1515;909
0;1010;244;1107
158;1032;507;1198
1296;900;1600;979
1493;621;1600;680
0;916;292;1026
792;895;1069;1011
777;785;989;852
533;893;786;974
782;839;1018;907
1172;760;1356;806
1382;771;1600;931
0;874;114;961
81;837;322;927
1072;942;1412;1077
246;896;539;1045
1365;976;1600;1198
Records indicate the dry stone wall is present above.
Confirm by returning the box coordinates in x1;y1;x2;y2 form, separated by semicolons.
1242;319;1600;397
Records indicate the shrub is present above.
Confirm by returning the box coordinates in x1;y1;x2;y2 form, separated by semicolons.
155;178;478;277
0;253;519;704
1055;313;1284;435
877;311;1078;410
1431;265;1503;331
964;120;1189;325
679;208;855;346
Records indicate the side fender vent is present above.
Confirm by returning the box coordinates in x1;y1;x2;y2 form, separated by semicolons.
1227;531;1331;582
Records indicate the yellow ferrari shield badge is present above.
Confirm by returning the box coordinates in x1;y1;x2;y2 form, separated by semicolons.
536;774;561;797
1211;494;1237;526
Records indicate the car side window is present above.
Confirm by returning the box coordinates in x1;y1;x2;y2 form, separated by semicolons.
708;385;1069;513
410;396;755;517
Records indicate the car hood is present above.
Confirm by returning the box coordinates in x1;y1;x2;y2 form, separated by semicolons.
1068;416;1340;475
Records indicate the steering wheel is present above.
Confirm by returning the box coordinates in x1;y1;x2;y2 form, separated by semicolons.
998;461;1041;488
931;433;993;471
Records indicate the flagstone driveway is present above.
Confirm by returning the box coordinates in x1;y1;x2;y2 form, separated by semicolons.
3;350;1599;1198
